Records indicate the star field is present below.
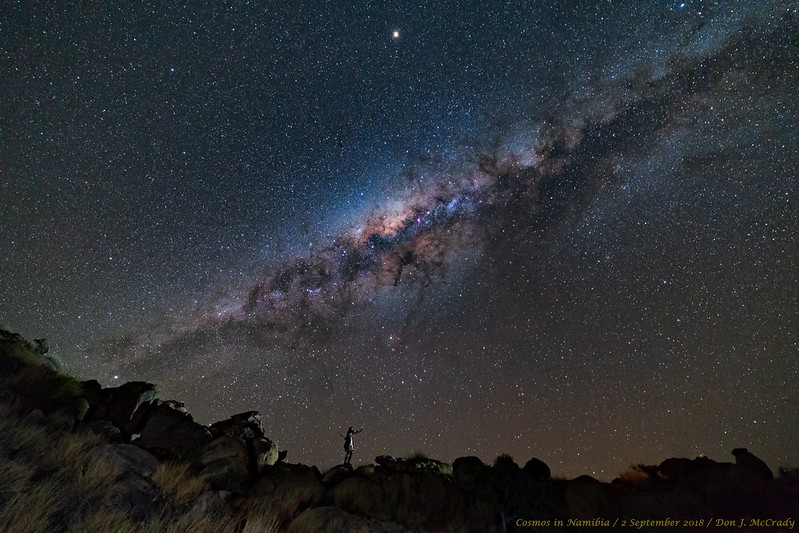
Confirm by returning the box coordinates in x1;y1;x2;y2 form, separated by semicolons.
2;1;798;478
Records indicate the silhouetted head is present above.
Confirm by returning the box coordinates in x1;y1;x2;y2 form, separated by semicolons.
348;427;354;433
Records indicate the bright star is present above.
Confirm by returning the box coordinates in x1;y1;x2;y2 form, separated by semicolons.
392;30;400;39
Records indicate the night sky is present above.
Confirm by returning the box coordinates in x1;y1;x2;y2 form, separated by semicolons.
3;1;798;479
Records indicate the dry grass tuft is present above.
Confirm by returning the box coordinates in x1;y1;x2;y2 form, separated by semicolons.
0;337;256;531
0;483;60;532
0;418;52;457
67;507;137;533
0;334;402;532
0;459;35;495
46;430;105;466
153;461;210;507
242;498;283;533
168;512;243;533
259;481;322;522
74;455;124;496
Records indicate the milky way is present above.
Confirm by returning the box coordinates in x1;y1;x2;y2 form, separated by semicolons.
110;12;794;365
3;2;798;478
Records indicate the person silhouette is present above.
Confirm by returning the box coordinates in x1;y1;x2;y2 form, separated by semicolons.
342;426;362;464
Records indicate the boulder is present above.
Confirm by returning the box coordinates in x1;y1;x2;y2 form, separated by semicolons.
84;444;161;521
74;397;90;423
480;455;547;522
374;455;452;475
354;464;375;476
452;456;487;489
688;453;777;517
85;380;156;434
206;412;276;476
30;338;49;355
523;457;551;481
565;475;619;519
114;382;157;419
199;436;252;493
80;379;103;410
0;351;20;374
0;329;21;340
0;388;22;417
253;436;279;470
85;419;124;443
289;506;408;533
657;456;721;483
375;455;395;467
322;463;354;487
255;462;324;518
406;457;452;475
653;453;775;516
732;448;773;482
185;490;231;522
210;410;265;439
39;354;59;373
126;398;158;435
135;400;212;458
332;465;467;529
85;443;160;477
24;408;45;422
623;487;709;519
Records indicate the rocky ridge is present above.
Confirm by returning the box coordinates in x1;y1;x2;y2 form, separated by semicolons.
1;329;797;532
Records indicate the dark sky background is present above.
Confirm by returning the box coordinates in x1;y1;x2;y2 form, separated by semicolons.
2;1;798;479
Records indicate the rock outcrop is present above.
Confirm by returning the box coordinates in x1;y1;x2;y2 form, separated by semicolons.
133;400;213;459
375;454;453;475
332;460;467;530
565;475;618;520
2;328;797;531
200;436;253;493
523;456;551;481
321;463;354;487
289;506;408;533
83;444;162;521
83;380;157;435
209;410;279;473
209;410;263;438
255;462;325;519
733;447;774;482
452;455;486;489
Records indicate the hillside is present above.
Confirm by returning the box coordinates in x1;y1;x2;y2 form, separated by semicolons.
1;328;797;532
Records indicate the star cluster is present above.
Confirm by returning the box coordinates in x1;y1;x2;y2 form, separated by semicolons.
2;1;798;478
